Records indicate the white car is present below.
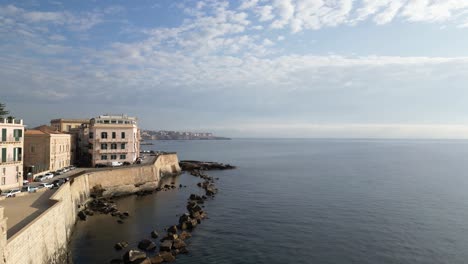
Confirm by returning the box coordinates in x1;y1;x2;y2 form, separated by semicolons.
38;183;53;189
43;173;54;180
1;189;21;197
110;161;123;167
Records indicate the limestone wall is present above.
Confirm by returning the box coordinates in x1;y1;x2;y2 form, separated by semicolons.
0;153;180;264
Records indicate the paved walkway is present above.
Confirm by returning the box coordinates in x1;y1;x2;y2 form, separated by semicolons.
0;190;57;238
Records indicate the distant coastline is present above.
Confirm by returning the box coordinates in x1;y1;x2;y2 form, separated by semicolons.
141;129;231;140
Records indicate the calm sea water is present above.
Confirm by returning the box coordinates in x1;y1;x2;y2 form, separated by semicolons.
70;139;468;264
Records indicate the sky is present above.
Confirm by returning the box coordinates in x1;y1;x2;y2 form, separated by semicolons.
2;0;468;138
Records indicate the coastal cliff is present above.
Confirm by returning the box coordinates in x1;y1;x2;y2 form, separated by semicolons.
0;153;181;264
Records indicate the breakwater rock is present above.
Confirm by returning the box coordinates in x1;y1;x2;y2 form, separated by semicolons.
179;160;236;171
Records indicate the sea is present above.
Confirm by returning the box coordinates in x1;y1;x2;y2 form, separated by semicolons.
70;139;468;264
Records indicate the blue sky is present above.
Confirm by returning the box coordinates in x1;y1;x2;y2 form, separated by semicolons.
2;0;468;138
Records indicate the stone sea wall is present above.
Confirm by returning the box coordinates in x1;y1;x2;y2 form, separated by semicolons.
0;154;181;264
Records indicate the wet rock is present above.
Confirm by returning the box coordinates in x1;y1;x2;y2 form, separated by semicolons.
159;251;176;262
123;249;146;263
172;239;186;250
167;225;178;234
117;219;124;224
179;231;192;240
160;240;172;252
138;239;157;251
78;211;87;221
150;230;159;238
149;255;164;264
178;213;191;224
179;247;189;254
114;241;129;250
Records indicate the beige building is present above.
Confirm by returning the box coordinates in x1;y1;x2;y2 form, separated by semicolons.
0;117;24;190
88;115;140;167
24;125;72;176
50;118;89;133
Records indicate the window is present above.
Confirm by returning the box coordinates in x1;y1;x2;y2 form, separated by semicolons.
121;143;125;149
101;143;108;149
67;125;72;131
31;145;35;153
111;120;117;124
16;166;18;172
104;120;110;124
112;132;116;139
101;132;108;139
1;177;5;185
2;168;5;175
111;143;117;149
111;155;117;160
1;148;6;162
120;154;126;159
121;132;125;139
118;120;123;124
101;155;108;160
89;132;94;139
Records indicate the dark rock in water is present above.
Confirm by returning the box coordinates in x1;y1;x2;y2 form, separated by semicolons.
172;239;186;250
178;213;191;224
134;258;152;264
167;225;178;234
180;221;189;230
84;210;94;216
159;252;176;262
179;231;192;240
149;255;164;264
179;247;189;254
160;240;173;252
138;239;157;251
123;249;146;263
150;230;159;238
78;211;87;221
110;259;124;264
117;219;124;224
114;241;129;250
179;184;182;188
123;211;130;217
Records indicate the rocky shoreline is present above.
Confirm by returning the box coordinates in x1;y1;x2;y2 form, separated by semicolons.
76;160;235;264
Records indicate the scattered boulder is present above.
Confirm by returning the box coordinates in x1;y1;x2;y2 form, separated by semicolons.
150;230;159;238
114;241;129;250
172;239;186;250
78;211;87;221
138;239;157;251
160;240;172;252
149;255;164;264
159;252;175;262
123;249;146;263
167;225;178;234
179;231;192;240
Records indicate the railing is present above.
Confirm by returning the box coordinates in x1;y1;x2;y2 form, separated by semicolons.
95;138;127;142
0;118;23;125
0;136;22;143
0;157;22;164
97;148;129;153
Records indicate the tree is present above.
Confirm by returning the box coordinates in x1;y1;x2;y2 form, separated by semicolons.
0;102;9;118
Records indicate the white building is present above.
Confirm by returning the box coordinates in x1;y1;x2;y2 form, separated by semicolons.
0;117;24;190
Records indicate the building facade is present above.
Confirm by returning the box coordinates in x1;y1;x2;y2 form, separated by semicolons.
88;115;140;167
0;117;24;190
50;118;90;133
24;126;71;177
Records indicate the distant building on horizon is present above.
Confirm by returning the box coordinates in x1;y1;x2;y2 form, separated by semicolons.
0;117;24;190
87;114;140;167
24;125;71;179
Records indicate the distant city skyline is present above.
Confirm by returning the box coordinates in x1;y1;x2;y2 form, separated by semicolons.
2;0;468;138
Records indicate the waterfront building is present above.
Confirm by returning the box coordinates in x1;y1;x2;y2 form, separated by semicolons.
24;125;72;177
50;118;90;132
88;114;140;167
0;117;24;190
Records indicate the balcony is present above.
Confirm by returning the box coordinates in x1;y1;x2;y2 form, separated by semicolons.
0;157;22;165
96;138;129;143
96;148;129;154
0;118;23;125
0;136;23;144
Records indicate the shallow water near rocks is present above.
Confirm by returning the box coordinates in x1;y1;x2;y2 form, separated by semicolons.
71;139;468;264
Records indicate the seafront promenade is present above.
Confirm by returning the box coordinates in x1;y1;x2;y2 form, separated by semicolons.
0;153;179;264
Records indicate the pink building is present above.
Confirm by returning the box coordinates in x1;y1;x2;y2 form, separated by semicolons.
88;115;140;167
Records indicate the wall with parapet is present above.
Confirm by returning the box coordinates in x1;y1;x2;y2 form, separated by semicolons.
0;153;180;264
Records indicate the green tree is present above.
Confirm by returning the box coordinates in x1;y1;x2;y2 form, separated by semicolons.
0;102;9;118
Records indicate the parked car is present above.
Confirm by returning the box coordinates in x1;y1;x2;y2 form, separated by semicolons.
68;166;76;170
95;164;107;168
62;168;70;173
110;161;123;167
122;161;131;166
34;175;44;182
21;186;38;193
55;169;64;175
43;173;54;180
2;189;21;197
22;180;30;185
52;179;66;188
38;183;53;189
